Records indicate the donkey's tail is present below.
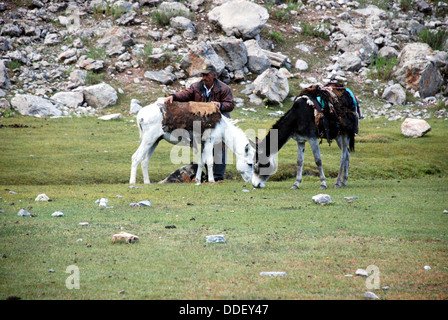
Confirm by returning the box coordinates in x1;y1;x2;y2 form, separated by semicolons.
349;133;355;152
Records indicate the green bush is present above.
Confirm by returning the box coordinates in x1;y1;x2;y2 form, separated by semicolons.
419;28;448;51
369;55;398;81
86;70;104;85
152;9;189;26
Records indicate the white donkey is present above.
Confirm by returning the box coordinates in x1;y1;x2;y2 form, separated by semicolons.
130;98;255;185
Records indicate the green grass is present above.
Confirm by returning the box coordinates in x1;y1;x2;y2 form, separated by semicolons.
0;178;447;299
0;111;447;300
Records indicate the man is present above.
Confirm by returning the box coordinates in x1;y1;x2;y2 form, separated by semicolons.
164;63;234;181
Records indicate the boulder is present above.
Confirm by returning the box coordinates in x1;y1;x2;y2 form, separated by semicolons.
51;91;84;108
312;194;333;205
11;94;62;117
96;27;134;57
393;43;444;98
144;67;177;85
180;42;226;77
130;99;142;114
170;16;195;31
208;0;269;39
70;69;87;86
244;39;270;74
82;83;118;109
158;1;190;16
401;118;431;138
253;68;289;104
295;59;308;71
382;83;406;105
0;60;11;89
335;21;378;65
378;46;399;60
1;23;23;37
210;37;247;72
76;55;104;72
337;52;363;72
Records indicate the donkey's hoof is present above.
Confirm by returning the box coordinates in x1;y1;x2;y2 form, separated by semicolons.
320;185;327;190
334;184;341;189
290;185;299;190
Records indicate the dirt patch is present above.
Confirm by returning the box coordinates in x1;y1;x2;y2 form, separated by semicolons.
0;124;32;129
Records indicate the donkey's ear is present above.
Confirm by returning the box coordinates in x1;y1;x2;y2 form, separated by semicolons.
249;139;257;149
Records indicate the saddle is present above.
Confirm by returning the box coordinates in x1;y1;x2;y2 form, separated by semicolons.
296;83;358;148
162;101;222;151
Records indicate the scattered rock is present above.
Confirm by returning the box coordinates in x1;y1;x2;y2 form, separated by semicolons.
112;231;139;243
364;291;380;300
98;113;122;120
312;194;332;205
17;208;31;216
356;268;369;277
259;272;287;277
35;193;51;201
51;211;64;217
206;235;226;243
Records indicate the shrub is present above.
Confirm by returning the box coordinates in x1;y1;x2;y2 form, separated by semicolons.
86;70;104;85
369;56;398;81
269;30;284;43
152;9;189;26
87;47;106;60
419;28;448;51
301;22;330;39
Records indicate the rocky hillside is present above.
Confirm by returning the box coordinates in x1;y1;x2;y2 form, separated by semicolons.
0;0;447;121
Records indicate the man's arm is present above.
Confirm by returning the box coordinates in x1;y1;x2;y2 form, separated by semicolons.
217;84;234;114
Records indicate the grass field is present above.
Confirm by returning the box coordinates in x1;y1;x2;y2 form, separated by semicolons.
0;112;447;300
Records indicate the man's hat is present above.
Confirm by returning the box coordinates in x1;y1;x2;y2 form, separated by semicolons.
200;63;217;75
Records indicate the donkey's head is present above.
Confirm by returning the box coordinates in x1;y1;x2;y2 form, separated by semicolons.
236;142;255;183
250;137;278;188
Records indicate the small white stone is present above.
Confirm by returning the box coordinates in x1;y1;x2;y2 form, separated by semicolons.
364;291;380;300
51;211;64;217
35;193;51;201
206;235;226;243
259;271;287;277
356;268;369;277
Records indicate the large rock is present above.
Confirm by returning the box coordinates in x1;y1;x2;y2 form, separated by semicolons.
0;60;11;89
208;0;269;39
401;118;431;138
144;67;177;85
158;1;190;16
0;23;23;37
335;21;378;65
51;92;84;108
180;42;226;77
253;68;289;104
244;39;270;74
337;52;362;72
11;94;62;117
382;83;406;105
393;43;444;98
96;27;134;57
210;37;247;72
170;16;195;32
82;83;118;109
